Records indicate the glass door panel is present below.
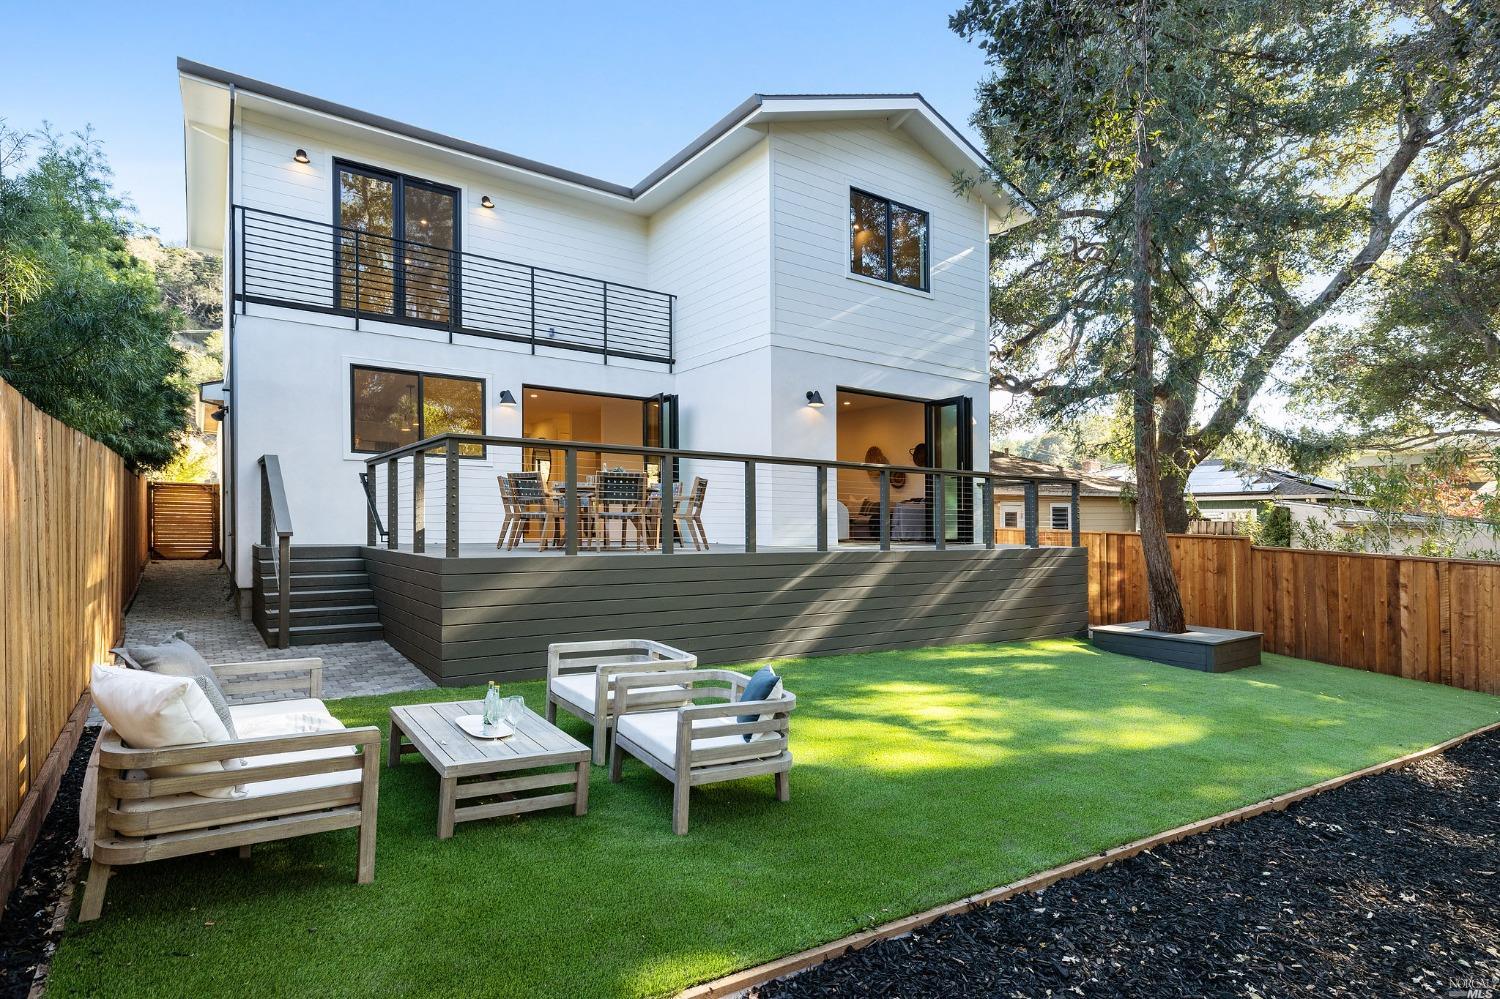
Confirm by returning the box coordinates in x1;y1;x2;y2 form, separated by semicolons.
643;393;679;487
926;396;973;542
338;167;396;315
403;183;456;325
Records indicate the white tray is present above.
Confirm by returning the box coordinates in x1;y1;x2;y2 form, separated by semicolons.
454;714;514;740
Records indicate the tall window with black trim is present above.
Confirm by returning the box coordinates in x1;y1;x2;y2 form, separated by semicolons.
850;188;929;291
350;365;485;457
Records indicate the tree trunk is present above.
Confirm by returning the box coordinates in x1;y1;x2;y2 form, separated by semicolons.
1159;471;1191;534
1129;0;1186;634
1156;398;1196;535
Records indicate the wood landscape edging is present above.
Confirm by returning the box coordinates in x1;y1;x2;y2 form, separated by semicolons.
677;718;1500;998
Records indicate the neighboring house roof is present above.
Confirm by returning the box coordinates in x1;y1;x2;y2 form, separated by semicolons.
989;453;1129;498
1186;459;1344;500
1098;458;1347;501
178;58;1033;255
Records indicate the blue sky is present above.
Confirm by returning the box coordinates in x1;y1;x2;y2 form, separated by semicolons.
2;1;993;244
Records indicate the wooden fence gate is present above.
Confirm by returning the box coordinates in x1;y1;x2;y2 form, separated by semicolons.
148;482;221;559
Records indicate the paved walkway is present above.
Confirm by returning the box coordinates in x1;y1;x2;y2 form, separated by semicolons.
122;560;434;699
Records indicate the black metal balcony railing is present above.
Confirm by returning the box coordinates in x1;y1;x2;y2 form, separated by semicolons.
232;206;675;366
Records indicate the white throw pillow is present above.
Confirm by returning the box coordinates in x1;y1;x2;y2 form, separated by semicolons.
90;663;244;799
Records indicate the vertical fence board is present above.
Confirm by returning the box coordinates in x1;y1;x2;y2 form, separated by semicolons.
996;525;1500;694
0;378;146;907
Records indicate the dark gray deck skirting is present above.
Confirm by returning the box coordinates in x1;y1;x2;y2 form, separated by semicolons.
362;546;1088;685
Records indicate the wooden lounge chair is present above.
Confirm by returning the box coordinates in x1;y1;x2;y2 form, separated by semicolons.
545;639;697;765
609;668;794;834
81;657;380;921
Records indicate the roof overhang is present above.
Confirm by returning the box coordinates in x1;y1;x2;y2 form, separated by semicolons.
181;71;232;253
178;59;1033;246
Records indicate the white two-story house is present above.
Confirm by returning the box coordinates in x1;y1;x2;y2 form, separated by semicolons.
178;59;1032;598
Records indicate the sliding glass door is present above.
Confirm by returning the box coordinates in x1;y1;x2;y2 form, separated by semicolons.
337;162;458;325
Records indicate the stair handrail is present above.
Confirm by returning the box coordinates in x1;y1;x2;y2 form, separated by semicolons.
358;471;387;543
258;454;294;649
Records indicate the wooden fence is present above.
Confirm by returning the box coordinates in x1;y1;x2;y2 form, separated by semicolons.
996;528;1499;694
0;377;147;910
148;481;221;559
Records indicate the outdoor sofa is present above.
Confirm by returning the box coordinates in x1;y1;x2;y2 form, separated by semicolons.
79;656;380;921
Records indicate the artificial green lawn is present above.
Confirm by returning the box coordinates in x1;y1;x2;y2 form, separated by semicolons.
50;638;1500;998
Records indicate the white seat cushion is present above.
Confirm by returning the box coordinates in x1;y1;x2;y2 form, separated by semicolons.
550;673;685;715
229;698;343;737
616;710;781;769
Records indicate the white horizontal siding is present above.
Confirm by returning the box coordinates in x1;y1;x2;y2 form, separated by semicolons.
646;141;771;369
769;120;988;379
235;109;651;288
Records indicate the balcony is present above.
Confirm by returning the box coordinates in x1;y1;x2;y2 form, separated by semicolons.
232;206;675;365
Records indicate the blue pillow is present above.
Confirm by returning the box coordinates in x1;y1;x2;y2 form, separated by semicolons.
737;666;781;738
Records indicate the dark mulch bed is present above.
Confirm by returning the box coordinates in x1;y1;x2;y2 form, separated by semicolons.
0;728;97;999
759;731;1500;998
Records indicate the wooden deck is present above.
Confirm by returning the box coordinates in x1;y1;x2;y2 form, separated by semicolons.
362;544;1088;685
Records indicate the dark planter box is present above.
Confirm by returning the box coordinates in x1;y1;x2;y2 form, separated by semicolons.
1090;621;1262;673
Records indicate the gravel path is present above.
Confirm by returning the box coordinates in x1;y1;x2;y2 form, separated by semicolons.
758;731;1500;999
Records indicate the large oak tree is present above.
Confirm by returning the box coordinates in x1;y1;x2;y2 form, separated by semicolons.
953;0;1499;630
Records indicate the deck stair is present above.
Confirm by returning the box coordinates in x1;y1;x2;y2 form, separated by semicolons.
251;544;383;646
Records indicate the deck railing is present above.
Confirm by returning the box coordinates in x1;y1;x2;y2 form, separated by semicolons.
233;205;676;366
363;432;1081;556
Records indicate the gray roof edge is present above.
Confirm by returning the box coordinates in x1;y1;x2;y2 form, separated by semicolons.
178;58;634;198
179;60;1032;212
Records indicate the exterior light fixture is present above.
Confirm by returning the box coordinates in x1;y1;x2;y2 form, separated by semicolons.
498;389;517;407
293;148;310;164
480;195;495;209
210;406;228;422
806;391;825;408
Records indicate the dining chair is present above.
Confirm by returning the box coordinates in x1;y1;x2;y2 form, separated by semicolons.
671;476;710;551
593;470;650;549
500;471;559;549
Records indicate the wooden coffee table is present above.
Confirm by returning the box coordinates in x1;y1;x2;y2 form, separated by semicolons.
387;700;591;839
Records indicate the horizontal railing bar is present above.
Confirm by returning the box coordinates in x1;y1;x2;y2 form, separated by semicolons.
237;203;676;364
239;205;677;302
364;432;1079;486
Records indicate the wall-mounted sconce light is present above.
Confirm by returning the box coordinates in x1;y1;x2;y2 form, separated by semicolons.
210;406;228;422
805;390;825;408
480;195;495;209
293;148;310;164
498;389;516;407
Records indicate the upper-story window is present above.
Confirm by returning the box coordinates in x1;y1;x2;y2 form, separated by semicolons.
350;364;485;457
336;162;459;326
849;189;929;291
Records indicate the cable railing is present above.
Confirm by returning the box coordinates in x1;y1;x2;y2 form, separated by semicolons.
233;205;675;366
362;433;1082;557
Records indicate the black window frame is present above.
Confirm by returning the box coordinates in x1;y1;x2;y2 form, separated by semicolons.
849;187;930;292
349;363;486;458
333;159;463;328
